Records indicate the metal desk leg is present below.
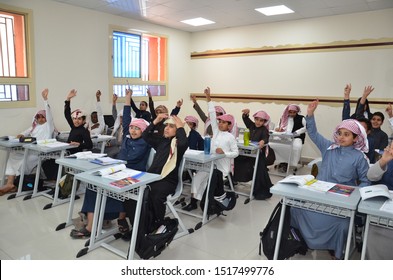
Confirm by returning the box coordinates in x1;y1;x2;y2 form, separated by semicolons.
344;210;356;260
127;185;146;260
8;148;30;200
1;149;11;185
273;199;287;260
360;215;371;260
247;150;260;202
202;163;215;225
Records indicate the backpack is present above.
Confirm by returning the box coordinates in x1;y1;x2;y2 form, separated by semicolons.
200;169;238;217
259;201;308;260
129;188;179;260
58;173;80;199
14;174;45;192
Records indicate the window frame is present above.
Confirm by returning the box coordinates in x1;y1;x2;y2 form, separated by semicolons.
0;4;35;109
108;25;168;103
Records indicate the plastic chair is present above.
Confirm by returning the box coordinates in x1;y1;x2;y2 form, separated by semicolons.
146;148;156;170
165;158;194;239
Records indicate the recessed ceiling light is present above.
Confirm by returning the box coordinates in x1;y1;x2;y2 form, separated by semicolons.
255;5;294;16
181;17;215;26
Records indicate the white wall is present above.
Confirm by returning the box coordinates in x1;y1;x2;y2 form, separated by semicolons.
188;9;393;159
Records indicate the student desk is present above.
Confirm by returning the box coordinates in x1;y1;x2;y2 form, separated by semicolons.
357;198;393;260
0;140;24;185
177;151;225;230
268;132;294;177
235;142;260;204
92;135;115;153
7;142;71;200
43;158;123;210
270;182;361;260
72;169;161;259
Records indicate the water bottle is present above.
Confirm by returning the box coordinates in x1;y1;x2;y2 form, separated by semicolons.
243;129;250;146
204;136;211;155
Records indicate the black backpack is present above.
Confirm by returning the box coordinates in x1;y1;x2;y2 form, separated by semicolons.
200;169;237;217
259;201;308;260
129;188;179;260
14;174;45;192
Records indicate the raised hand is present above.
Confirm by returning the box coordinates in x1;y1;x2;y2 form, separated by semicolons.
344;84;351;99
242;109;250;115
41;88;49;101
307;100;319;116
191;94;197;104
66;89;77;101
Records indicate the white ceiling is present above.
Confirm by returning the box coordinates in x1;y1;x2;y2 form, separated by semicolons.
51;0;393;32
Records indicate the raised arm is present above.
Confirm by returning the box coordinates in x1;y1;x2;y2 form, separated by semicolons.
170;98;183;116
342;83;352;120
112;93;118;120
122;89;133;137
42;88;55;138
95;90;105;134
191;94;208;122
306;100;332;153
64;89;77;128
355;85;374;118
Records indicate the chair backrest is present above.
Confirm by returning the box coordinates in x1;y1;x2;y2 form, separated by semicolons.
146;148;156;170
168;158;185;201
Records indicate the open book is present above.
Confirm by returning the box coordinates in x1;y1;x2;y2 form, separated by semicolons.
93;164;144;180
278;174;336;192
67;151;107;160
359;184;392;201
37;139;70;147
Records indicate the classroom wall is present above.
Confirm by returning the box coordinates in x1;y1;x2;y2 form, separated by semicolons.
188;8;393;159
0;0;392;174
0;0;191;173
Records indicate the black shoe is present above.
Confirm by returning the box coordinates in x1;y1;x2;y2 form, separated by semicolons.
182;202;197;211
254;193;272;200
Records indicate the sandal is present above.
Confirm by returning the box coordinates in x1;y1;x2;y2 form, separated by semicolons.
0;186;17;196
70;227;91;239
117;218;130;234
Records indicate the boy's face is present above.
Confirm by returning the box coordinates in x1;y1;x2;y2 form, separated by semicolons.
335;128;357;147
35;114;47;125
129;125;143;139
254;117;265;128
72;116;85;127
139;102;147;111
359;121;370;135
91;113;98;124
218;120;230;132
164;124;177;138
186;122;195;130
288;110;297;118
371;115;383;129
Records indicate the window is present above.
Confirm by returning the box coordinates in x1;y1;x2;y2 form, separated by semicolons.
110;27;167;100
0;4;35;108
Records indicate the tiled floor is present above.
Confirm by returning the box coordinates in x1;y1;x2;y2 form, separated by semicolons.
0;165;360;260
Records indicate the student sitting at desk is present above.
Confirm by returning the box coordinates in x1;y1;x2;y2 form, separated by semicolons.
273;104;306;172
71;89;151;238
183;87;239;211
124;114;188;228
365;141;393;259
130;88;151;122
290;99;370;260
147;88;182;137
184;115;204;151
190;94;238;138
64;89;93;154
234;109;274;200
0;89;55;196
386;103;393;134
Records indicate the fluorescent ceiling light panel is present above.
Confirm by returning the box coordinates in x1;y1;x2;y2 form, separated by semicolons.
181;17;215;26
255;5;294;16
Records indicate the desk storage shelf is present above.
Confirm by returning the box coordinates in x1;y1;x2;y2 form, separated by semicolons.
285;197;351;218
369;215;393;229
185;161;213;173
86;183;140;202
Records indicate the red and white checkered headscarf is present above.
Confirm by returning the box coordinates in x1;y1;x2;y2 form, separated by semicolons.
278;104;300;131
330;119;369;153
30;109;47;133
130;118;149;132
253;110;270;128
217;114;235;131
71;109;86;119
184;115;199;129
